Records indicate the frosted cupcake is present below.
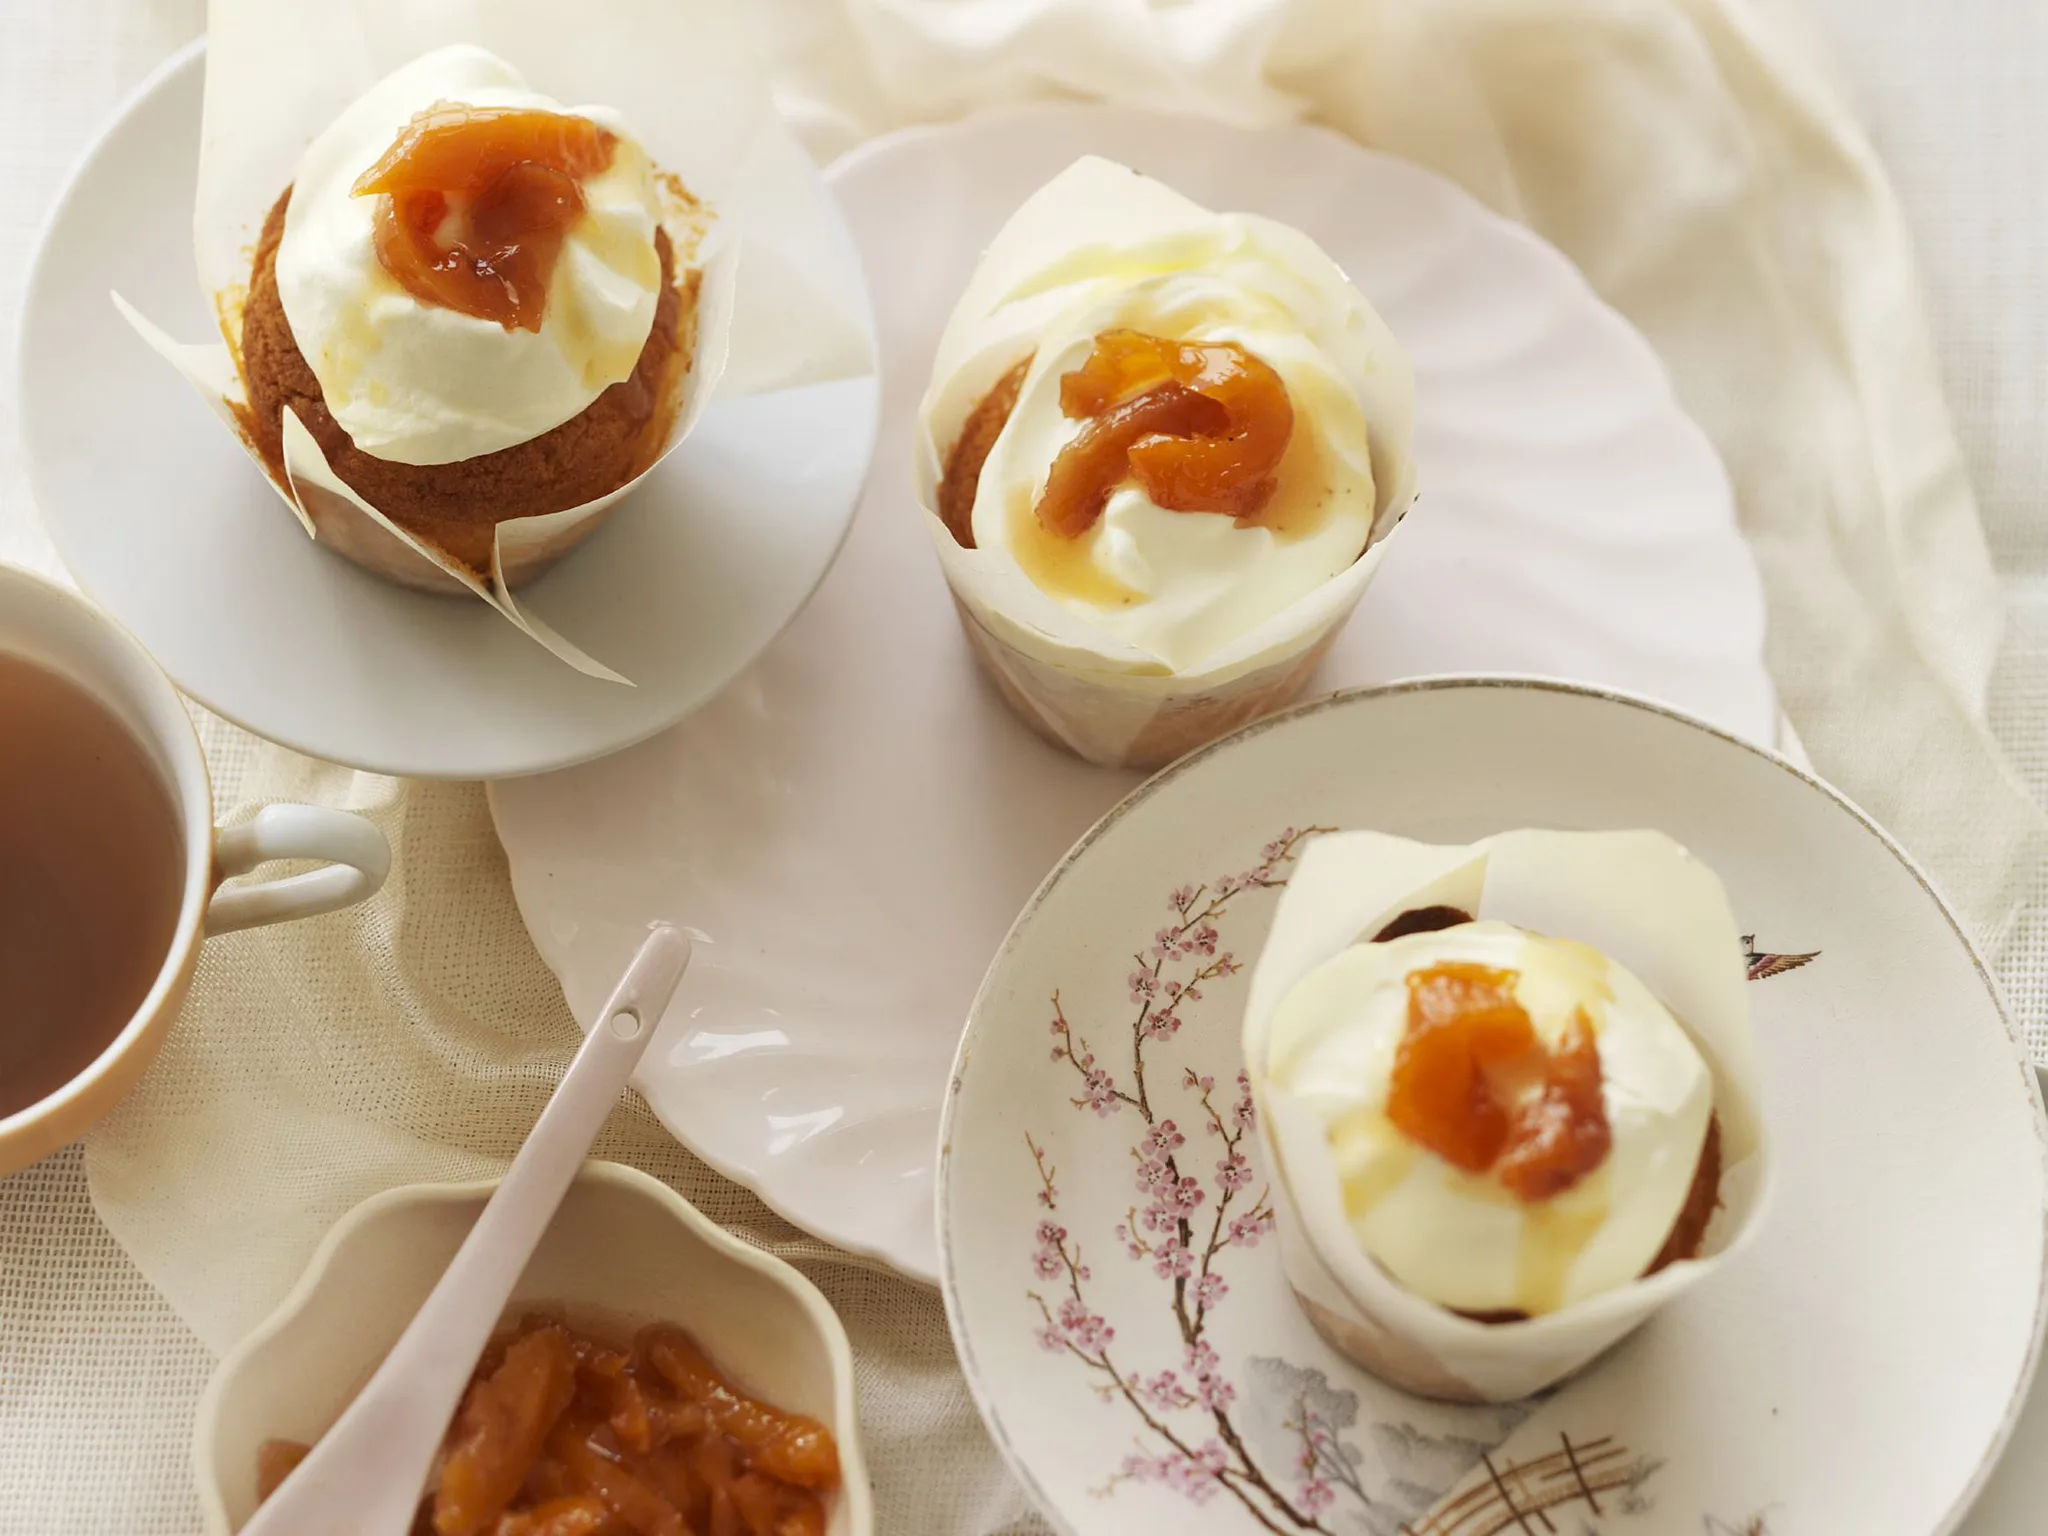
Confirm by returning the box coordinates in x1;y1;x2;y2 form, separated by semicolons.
115;0;875;679
915;158;1417;771
228;45;701;594
232;47;696;591
1242;829;1769;1403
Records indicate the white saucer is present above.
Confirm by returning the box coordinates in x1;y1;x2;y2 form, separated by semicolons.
489;107;1779;1280
941;680;2047;1536
15;42;878;779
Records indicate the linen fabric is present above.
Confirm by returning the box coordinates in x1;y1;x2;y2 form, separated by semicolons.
2;0;2045;1532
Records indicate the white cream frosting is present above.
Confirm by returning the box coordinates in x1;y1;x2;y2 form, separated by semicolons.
1264;920;1713;1317
274;45;664;466
926;160;1400;673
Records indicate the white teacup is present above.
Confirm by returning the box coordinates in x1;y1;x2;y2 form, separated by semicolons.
0;562;389;1176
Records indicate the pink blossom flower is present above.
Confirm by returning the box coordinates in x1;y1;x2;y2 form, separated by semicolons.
1170;1468;1220;1502
1232;1074;1257;1132
1054;1295;1114;1354
1191;924;1219;956
1127;970;1157;1003
1153;1238;1195;1280
1034;1322;1064;1353
1194;1272;1228;1309
1301;1478;1335;1515
1121;1444;1227;1504
1138;1371;1186;1412
1196;1373;1236;1413
1170;884;1197;911
1216;1152;1252;1192
1227;1208;1275;1248
1145;1011;1181;1041
1169;1175;1207;1214
1032;1249;1063;1280
1144;1121;1186;1157
1036;1183;1058;1206
1152;927;1178;958
1037;1220;1065;1247
1081;1068;1122;1116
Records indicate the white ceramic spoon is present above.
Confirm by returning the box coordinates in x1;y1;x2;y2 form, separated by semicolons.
241;922;692;1536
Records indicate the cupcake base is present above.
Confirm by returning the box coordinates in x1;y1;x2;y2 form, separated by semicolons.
284;478;628;595
236;188;694;591
1292;1286;1495;1403
1279;1115;1726;1402
954;595;1347;773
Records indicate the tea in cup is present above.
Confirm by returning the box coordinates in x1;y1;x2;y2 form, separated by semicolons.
0;563;389;1174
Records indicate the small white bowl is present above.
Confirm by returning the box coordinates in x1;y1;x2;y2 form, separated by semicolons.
191;1160;872;1535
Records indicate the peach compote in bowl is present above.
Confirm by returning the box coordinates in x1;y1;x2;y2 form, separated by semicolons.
192;1161;871;1535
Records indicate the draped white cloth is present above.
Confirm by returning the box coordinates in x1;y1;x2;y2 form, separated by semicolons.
3;1;2045;1531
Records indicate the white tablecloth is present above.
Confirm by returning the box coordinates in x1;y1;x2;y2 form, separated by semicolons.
3;0;2046;1530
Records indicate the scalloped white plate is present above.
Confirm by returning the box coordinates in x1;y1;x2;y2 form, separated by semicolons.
16;41;878;779
941;680;2046;1536
489;107;1778;1281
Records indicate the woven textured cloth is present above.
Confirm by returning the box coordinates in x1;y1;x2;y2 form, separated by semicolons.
3;0;2046;1532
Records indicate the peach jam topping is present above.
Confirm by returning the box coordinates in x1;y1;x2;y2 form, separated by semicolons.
1385;961;1613;1202
353;103;619;332
1035;328;1294;539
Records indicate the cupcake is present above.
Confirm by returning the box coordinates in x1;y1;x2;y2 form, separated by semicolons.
118;0;872;679
914;157;1417;771
1241;829;1769;1403
234;46;698;592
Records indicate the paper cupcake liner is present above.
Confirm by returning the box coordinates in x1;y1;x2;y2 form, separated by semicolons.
281;459;625;597
118;0;874;682
950;580;1361;771
1242;829;1772;1403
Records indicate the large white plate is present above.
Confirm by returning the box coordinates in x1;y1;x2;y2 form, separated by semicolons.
490;107;1779;1280
941;679;2047;1536
15;42;878;779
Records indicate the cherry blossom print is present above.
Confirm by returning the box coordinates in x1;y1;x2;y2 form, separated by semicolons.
1024;827;1342;1532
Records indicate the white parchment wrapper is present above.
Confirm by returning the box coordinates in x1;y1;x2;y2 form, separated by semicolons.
1242;829;1771;1403
119;0;873;682
913;157;1418;767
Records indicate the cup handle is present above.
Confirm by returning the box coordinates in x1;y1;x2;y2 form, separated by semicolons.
207;805;391;936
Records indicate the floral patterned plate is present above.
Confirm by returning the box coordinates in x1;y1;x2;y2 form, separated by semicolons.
940;679;2048;1536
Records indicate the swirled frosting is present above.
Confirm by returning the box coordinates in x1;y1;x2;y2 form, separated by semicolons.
1264;920;1713;1316
924;158;1405;671
273;45;664;466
